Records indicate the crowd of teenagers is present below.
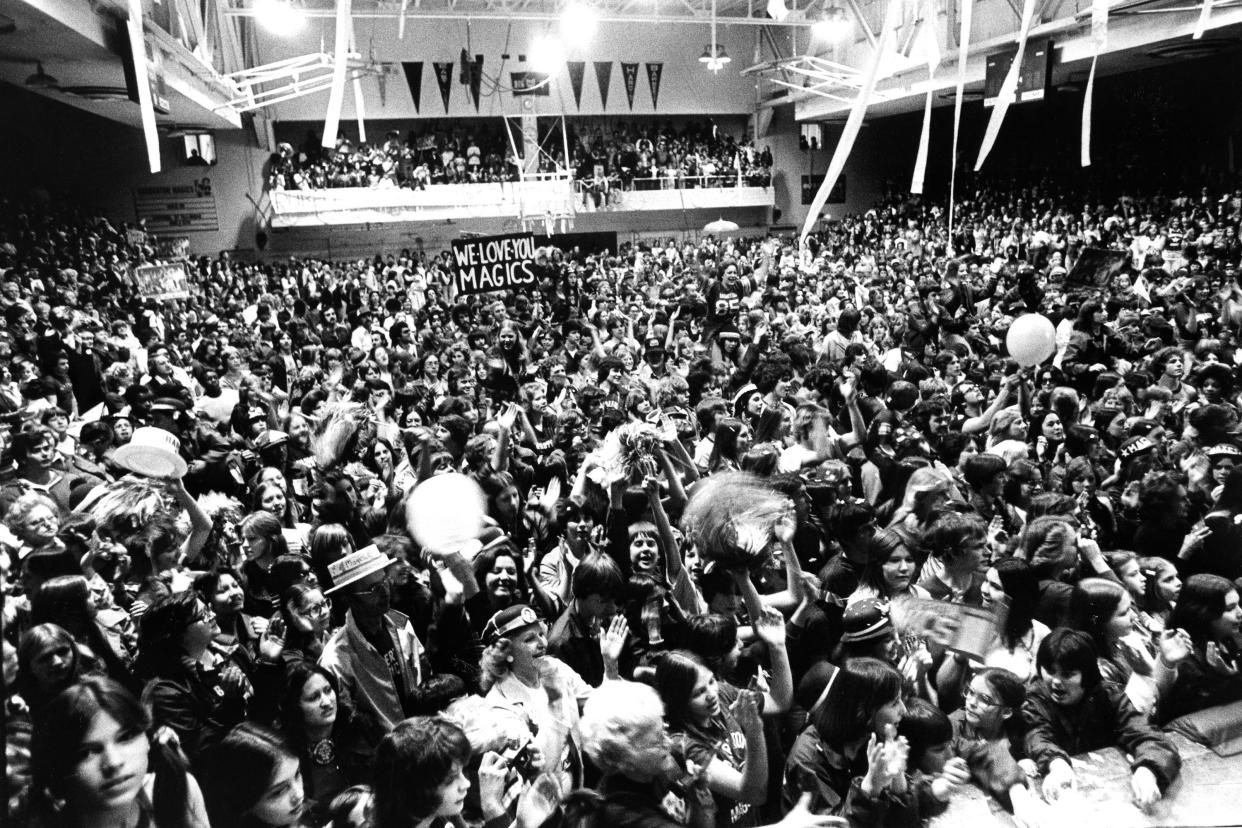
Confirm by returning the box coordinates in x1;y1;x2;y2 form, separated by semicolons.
2;174;1242;828
266;119;773;192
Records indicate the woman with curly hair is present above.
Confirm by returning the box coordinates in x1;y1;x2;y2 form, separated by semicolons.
480;604;621;795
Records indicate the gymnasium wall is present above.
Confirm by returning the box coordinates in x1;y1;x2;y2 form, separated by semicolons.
264;19;760;121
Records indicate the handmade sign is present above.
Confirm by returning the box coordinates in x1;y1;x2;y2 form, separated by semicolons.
131;261;190;300
451;232;539;295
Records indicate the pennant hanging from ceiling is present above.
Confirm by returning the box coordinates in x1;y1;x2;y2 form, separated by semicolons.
910;0;941;194
973;0;1037;171
1081;0;1108;166
594;61;613;109
645;62;663;109
567;61;586;109
621;62;639;109
948;0;974;251
469;54;484;112
402;62;424;112
433;61;453;113
800;0;902;244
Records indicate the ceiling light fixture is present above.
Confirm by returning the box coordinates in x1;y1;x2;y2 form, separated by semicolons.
767;0;791;23
25;62;58;89
560;3;599;45
812;6;851;41
254;0;305;34
702;0;730;72
699;44;731;71
530;34;564;74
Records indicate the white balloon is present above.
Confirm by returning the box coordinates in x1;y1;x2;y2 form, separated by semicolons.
1006;313;1056;367
406;473;486;555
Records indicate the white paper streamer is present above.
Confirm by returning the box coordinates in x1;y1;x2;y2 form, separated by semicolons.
910;0;942;194
350;21;366;143
127;0;161;173
947;0;974;253
800;0;903;244
321;0;353;149
1081;0;1108;166
1194;0;1214;39
973;0;1038;171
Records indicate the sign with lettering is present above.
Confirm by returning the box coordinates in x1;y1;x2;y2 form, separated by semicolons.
131;261;191;300
511;71;551;96
133;178;219;233
451;233;539;295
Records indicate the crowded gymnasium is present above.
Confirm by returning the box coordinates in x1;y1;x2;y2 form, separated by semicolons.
2;0;1242;826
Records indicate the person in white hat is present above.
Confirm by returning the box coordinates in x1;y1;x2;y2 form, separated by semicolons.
318;545;429;760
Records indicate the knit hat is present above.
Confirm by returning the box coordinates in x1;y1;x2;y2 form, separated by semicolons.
840;598;893;644
1118;436;1155;463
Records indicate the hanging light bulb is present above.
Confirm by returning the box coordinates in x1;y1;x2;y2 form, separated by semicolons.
255;0;305;34
560;3;599;45
530;35;564;74
812;5;851;41
767;0;791;22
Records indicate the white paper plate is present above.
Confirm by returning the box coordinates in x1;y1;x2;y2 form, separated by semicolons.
113;443;188;479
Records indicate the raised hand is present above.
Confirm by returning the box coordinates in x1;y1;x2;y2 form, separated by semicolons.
753;607;788;647
730;689;763;736
599;615;629;669
258;616;286;662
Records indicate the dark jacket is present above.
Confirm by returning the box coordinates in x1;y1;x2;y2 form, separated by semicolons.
1158;644;1242;725
1022;679;1181;789
781;725;926;826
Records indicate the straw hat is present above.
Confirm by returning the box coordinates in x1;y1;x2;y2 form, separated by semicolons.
113;426;187;479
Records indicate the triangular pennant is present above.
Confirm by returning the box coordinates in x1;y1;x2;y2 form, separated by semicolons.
469;54;483;112
621;62;639;110
567;61;586;110
594;61;612;109
433;61;453;113
645;62;663;109
401;61;423;112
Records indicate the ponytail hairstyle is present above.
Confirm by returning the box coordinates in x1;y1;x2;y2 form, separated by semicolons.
372;717;471;828
29;676;191;828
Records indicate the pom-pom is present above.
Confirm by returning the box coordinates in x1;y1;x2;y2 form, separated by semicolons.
681;472;792;569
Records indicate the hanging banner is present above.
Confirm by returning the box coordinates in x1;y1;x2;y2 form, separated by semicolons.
451;233;539;295
621;62;639;109
402;62;424;112
511;72;551;96
973;0;1038;171
434;62;454;112
469;55;484;111
594;61;613;109
800;0;902;244
645;62;663;109
567;61;586;109
910;0;941;194
1081;0;1108;166
948;0;974;251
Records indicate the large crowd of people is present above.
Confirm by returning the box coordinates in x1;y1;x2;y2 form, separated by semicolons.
2;173;1242;828
267;119;773;193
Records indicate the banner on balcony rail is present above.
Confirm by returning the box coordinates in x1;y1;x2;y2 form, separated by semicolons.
132;261;191;301
451;232;540;295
